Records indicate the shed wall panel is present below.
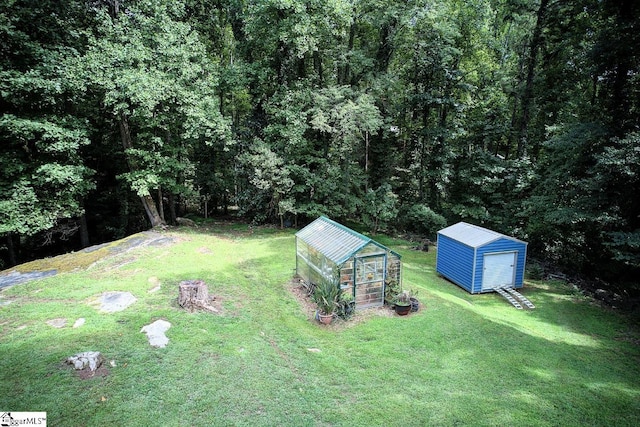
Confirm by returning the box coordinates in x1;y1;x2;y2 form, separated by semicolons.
436;234;475;292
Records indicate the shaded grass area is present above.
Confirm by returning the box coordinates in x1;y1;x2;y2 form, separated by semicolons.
1;222;639;426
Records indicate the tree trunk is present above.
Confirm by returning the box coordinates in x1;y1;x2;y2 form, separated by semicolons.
79;212;90;248
168;193;177;225
118;113;166;228
313;50;324;87
6;234;17;267
157;187;165;222
140;194;164;228
516;0;549;159
375;19;396;73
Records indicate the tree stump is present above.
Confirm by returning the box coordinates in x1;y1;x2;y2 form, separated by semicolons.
178;280;217;312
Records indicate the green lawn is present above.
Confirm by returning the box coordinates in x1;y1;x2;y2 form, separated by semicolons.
1;222;639;426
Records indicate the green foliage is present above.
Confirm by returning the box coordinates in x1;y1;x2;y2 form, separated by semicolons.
361;183;398;233
384;278;401;305
237;139;294;222
604;230;640;269
0;115;94;236
526;263;544;281
392;289;412;307
1;0;639;294
400;204;447;238
311;275;341;315
70;0;231;220
335;289;355;320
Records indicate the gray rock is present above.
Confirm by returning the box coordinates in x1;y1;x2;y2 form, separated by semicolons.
99;291;137;313
176;217;197;227
0;270;57;289
46;318;67;328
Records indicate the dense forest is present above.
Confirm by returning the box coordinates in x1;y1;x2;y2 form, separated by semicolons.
1;0;638;297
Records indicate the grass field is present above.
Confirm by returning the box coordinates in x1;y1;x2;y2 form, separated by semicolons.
1;221;639;426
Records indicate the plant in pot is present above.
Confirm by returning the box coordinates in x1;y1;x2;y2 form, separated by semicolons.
336;290;356;320
409;289;420;312
312;276;341;324
384;279;401;306
393;290;412;316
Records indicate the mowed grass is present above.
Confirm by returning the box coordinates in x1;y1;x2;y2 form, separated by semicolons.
1;222;639;426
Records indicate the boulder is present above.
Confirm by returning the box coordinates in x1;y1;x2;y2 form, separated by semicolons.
176;217;197;227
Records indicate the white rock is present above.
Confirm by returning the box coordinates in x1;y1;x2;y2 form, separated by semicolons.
140;319;171;348
67;351;103;371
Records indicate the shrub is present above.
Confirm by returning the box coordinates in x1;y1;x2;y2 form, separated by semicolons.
526;263;544;280
400;204;447;237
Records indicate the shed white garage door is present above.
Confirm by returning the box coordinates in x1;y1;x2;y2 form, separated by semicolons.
482;252;516;291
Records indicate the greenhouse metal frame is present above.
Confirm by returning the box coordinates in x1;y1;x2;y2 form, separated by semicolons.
295;216;402;309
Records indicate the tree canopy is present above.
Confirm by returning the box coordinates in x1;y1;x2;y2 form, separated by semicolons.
1;0;638;294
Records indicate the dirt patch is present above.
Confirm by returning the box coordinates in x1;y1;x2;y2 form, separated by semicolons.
287;278;394;329
289;280;317;320
76;365;110;380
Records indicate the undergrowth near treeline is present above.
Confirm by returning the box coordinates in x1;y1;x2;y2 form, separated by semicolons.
0;221;639;426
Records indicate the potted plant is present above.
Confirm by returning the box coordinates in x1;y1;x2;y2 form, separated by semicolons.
384;279;401;305
312;276;341;324
336;290;356;320
409;289;420;312
393;290;412;316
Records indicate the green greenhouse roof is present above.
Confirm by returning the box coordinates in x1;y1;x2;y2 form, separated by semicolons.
295;216;391;265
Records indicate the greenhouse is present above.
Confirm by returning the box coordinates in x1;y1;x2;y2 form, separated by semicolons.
295;216;402;309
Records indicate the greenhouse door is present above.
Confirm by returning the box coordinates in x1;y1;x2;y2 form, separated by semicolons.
482;252;516;291
354;255;385;308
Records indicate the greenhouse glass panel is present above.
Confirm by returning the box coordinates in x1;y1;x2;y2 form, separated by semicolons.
295;216;402;310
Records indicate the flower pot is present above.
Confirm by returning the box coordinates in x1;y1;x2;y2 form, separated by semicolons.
318;313;334;325
394;303;411;316
410;297;420;312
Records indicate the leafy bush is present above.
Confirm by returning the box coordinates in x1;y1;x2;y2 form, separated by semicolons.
384;279;401;305
526;263;544;280
361;183;399;233
400;204;447;237
335;291;356;320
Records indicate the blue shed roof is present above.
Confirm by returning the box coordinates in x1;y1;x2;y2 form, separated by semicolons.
296;216;390;265
438;222;525;248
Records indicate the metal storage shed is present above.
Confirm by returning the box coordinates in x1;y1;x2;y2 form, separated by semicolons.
436;222;527;294
295;216;401;309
